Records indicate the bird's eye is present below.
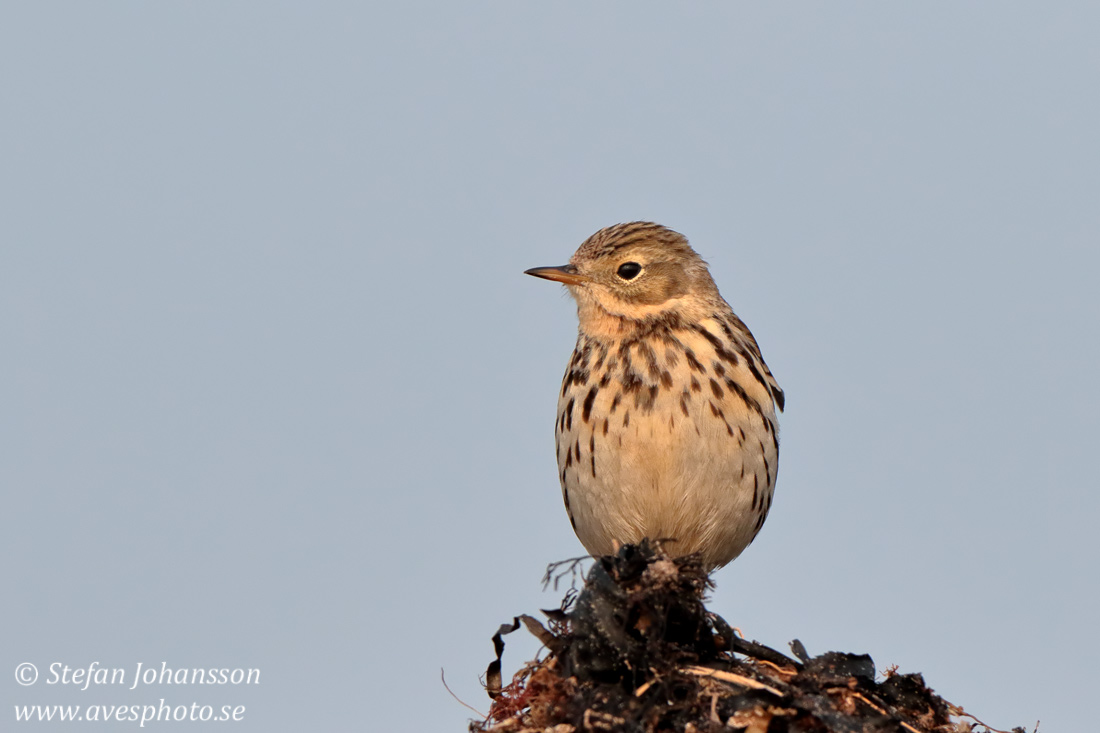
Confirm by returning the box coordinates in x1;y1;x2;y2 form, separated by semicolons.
616;262;643;280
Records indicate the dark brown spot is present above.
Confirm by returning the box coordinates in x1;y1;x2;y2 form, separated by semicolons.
660;370;673;389
565;450;573;468
565;397;575;431
623;410;630;428
574;441;581;461
679;393;690;417
602;418;609;435
690;377;701;393
714;362;726;378
709;378;723;399
576;343;592;371
685;349;704;373
582;386;598;423
599;372;611;387
609;392;622;414
664;348;680;367
621;370;644;394
592;343;608;373
637;385;659;411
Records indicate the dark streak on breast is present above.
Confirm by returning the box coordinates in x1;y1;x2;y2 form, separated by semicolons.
760;439;772;485
723;377;767;424
589;435;596;476
621;370;644;394
742;354;772;401
637;385;659;411
582;386;598;423
694;325;740;367
639;342;661;379
709;401;734;436
685;349;704;373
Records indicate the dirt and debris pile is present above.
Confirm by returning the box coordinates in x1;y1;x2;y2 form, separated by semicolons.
472;541;1021;733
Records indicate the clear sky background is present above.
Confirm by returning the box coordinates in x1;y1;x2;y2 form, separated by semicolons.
3;4;1097;732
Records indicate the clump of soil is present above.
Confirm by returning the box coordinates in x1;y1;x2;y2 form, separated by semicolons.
472;541;1023;733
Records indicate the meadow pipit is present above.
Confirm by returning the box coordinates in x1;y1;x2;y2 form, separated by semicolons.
526;222;784;570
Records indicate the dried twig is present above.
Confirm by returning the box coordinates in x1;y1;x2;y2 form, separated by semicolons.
680;665;783;696
947;703;1017;733
850;692;921;733
753;658;798;679
541;555;592;591
441;668;486;719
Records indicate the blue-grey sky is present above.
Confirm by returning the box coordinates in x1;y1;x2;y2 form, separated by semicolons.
3;4;1097;731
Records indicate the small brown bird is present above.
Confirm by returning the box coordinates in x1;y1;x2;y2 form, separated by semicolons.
526;222;784;570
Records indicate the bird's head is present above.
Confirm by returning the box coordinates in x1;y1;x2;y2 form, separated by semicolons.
526;222;720;336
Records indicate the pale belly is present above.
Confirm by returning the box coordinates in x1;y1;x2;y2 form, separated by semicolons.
556;367;778;569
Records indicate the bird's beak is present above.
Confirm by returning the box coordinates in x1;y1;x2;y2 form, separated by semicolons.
524;264;590;286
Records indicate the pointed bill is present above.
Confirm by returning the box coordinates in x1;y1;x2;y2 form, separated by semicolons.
524;265;591;286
